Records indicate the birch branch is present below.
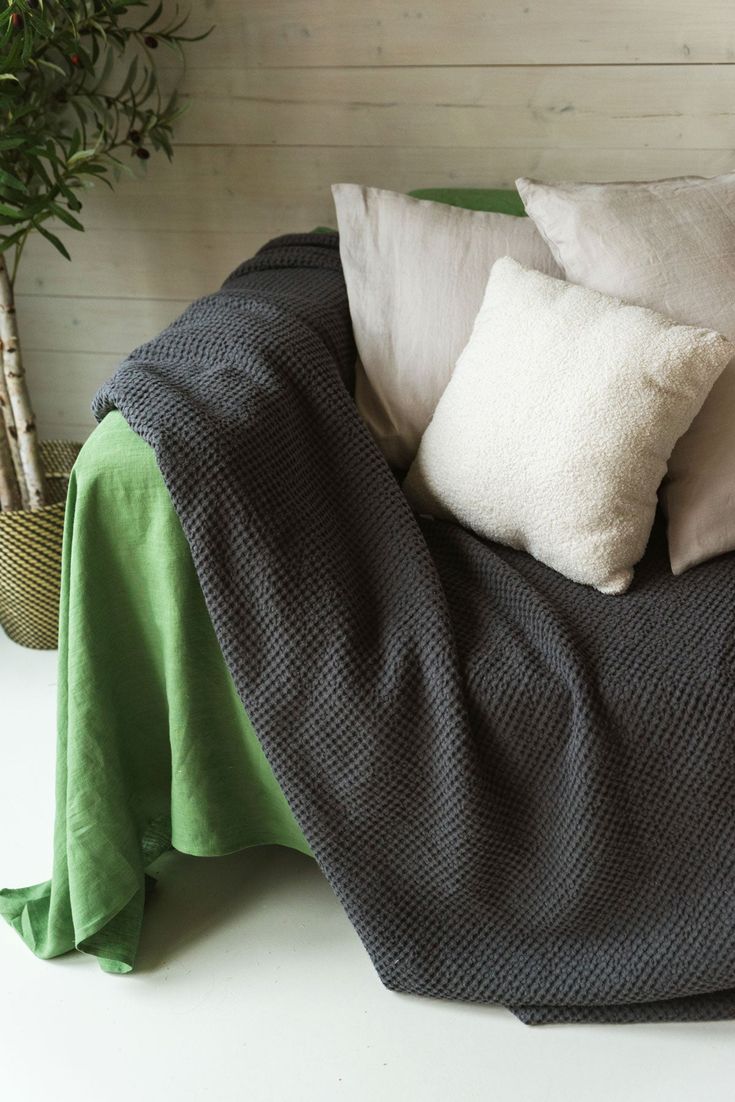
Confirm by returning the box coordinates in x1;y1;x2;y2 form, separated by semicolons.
0;341;28;508
0;413;21;511
0;253;47;509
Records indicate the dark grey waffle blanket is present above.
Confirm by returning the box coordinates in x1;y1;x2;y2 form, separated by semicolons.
94;233;735;1024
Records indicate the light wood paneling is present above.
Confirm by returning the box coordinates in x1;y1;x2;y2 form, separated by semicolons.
17;295;187;355
20;144;735;241
170;65;735;149
183;1;735;67
16;1;735;438
23;351;120;441
19;229;266;301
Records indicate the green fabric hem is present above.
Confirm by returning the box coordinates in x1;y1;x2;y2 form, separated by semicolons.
2;833;313;971
0;881;138;965
172;834;313;860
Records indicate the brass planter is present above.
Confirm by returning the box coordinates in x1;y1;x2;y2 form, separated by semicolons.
0;441;82;650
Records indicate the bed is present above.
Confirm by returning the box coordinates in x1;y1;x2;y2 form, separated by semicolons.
3;188;735;1025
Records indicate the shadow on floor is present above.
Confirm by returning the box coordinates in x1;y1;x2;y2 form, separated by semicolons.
134;844;343;973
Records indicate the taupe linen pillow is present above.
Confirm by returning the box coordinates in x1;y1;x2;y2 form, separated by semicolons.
332;184;561;469
516;172;735;575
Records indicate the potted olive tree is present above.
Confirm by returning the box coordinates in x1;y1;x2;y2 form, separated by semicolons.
0;1;208;647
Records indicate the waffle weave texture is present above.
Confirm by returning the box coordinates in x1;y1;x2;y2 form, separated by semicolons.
94;233;735;1024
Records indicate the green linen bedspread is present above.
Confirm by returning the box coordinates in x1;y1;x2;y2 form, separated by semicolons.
0;188;523;972
0;412;311;972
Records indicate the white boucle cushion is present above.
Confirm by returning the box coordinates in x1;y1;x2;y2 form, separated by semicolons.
515;172;735;576
403;258;733;594
331;184;561;469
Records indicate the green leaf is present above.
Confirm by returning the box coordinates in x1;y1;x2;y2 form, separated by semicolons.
37;58;67;78
0;229;29;254
163;10;198;36
56;181;83;211
174;26;216;44
68;149;98;167
159;37;184;60
0;0;210;280
139;2;164;32
96;45;116;88
78;161;111;175
70;99;89;130
50;204;85;232
118;55;139;98
35;223;72;261
27;156;52;189
0;168;28;195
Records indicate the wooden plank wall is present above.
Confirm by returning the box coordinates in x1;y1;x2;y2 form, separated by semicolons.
18;0;735;439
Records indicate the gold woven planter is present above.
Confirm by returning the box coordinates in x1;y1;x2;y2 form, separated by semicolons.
0;440;82;650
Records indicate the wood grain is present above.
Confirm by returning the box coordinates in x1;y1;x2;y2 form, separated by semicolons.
17;295;186;355
180;1;735;67
164;65;735;149
23;350;120;441
20;144;735;240
18;229;267;301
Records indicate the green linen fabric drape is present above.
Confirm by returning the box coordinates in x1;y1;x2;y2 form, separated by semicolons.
0;412;310;972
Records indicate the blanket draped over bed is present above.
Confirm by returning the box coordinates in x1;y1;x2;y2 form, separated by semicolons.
90;233;735;1024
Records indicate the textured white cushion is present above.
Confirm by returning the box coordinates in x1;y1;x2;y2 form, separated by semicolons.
331;184;561;469
403;258;733;594
516;172;735;575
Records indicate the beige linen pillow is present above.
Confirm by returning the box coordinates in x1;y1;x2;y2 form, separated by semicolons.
332;184;561;469
516;172;735;575
403;258;732;594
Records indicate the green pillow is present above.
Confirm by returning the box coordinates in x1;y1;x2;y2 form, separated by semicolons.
408;187;526;217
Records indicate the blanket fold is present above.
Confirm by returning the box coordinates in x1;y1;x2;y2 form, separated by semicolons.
93;232;735;1024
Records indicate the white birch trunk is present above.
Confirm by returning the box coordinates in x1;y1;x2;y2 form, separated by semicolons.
0;344;28;508
0;254;47;509
0;414;21;511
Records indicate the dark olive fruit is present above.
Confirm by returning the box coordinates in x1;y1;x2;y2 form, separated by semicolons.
128;129;142;144
135;147;150;160
144;35;158;48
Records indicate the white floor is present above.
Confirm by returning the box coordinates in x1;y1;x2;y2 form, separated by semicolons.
1;632;734;1102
